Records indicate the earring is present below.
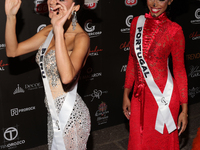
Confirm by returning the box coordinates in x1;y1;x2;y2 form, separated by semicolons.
72;11;77;30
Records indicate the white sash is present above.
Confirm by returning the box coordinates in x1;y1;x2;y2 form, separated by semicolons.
39;30;77;149
134;15;176;134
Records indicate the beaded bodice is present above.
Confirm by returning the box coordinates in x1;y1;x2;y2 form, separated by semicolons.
125;12;188;104
36;47;91;150
36;49;66;100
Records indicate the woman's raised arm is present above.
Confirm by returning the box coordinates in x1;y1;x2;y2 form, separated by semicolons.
5;0;50;57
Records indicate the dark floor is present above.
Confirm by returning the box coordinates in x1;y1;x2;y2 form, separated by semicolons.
28;102;200;150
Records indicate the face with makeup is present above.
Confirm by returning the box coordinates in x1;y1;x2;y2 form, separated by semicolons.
147;0;173;17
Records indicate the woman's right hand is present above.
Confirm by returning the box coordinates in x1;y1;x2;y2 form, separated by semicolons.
123;96;131;120
5;0;21;16
51;1;74;30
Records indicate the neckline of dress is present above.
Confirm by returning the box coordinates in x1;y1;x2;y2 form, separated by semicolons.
145;12;168;21
45;49;55;57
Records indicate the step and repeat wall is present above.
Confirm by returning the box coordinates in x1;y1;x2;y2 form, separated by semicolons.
0;0;199;149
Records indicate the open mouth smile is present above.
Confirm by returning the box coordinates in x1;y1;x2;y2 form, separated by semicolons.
151;7;161;14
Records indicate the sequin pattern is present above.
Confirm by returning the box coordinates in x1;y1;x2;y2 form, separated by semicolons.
45;50;59;87
124;12;188;150
125;12;188;103
46;94;91;150
36;48;91;150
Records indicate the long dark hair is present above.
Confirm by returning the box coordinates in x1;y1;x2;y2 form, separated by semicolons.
73;0;84;6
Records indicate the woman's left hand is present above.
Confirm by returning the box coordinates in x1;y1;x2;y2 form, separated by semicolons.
51;0;75;29
177;111;188;136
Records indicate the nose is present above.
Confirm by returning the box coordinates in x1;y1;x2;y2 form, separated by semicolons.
153;0;158;7
48;0;57;5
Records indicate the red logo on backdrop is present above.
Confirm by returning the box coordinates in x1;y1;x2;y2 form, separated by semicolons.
90;46;103;53
189;31;200;40
84;3;97;9
0;60;9;67
125;0;137;7
0;60;9;71
98;102;107;114
35;0;48;14
120;41;130;51
89;46;103;56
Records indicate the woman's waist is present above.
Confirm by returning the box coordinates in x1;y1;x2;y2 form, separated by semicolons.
134;76;175;95
51;89;79;100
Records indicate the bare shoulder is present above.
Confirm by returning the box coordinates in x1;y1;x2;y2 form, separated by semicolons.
74;31;90;47
72;31;90;54
75;31;90;41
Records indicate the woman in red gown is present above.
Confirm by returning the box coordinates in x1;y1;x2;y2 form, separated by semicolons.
123;0;188;149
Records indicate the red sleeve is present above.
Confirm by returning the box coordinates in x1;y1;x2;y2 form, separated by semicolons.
124;17;139;89
171;25;188;104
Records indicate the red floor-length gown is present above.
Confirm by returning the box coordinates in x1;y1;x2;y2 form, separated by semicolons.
124;12;188;150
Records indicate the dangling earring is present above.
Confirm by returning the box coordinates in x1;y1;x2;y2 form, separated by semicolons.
72;11;77;30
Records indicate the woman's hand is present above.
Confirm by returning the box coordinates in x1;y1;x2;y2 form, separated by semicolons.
5;0;21;16
178;111;188;136
123;96;131;120
51;0;75;29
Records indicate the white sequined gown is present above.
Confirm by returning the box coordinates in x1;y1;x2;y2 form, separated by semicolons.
36;49;91;150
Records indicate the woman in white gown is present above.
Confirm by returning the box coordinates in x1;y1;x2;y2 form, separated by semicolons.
5;0;97;149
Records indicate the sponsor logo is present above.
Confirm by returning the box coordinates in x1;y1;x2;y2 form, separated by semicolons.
37;24;46;33
84;20;102;38
13;84;25;95
191;8;200;24
13;82;42;95
25;82;43;90
0;126;25;149
0;60;9;71
84;2;98;9
188;65;200;78
84;89;108;102
4;127;18;141
120;41;130;51
189;87;200;98
125;0;137;7
34;0;48;14
121;65;127;72
121;15;133;33
85;20;95;32
189;31;200;40
186;53;200;60
95;102;109;125
0;44;6;50
89;46;103;56
80;67;102;81
11;106;36;116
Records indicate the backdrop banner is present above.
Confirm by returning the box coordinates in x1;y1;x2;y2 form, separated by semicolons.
0;0;199;149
